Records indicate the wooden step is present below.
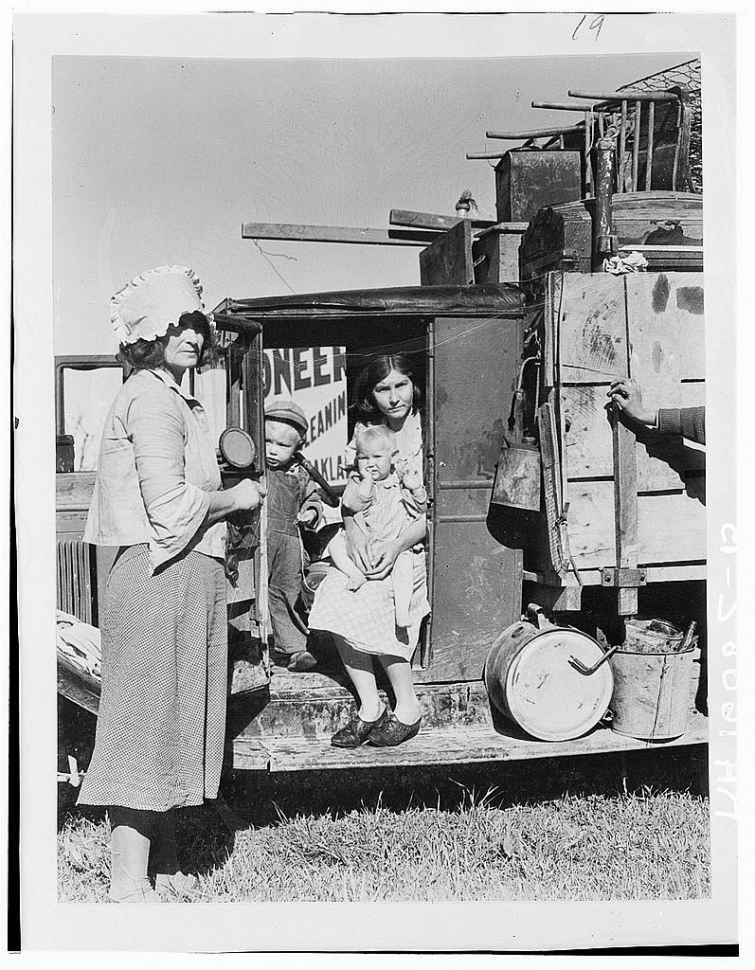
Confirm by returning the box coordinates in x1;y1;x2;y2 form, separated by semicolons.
232;710;708;772
228;666;494;740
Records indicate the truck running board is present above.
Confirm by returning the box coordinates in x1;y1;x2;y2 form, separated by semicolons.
232;711;707;773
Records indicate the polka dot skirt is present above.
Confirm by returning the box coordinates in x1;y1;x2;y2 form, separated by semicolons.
77;544;227;812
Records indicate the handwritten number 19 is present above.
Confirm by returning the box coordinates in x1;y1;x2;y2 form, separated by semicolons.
572;14;606;41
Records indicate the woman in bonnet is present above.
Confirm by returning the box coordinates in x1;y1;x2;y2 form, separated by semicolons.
78;266;264;902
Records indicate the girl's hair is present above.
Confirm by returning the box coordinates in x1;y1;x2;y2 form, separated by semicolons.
354;353;423;420
118;311;215;371
354;423;397;455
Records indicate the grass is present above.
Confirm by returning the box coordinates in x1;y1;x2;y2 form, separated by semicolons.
58;754;710;902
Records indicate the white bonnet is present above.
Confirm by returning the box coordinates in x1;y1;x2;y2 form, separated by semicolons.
110;265;206;345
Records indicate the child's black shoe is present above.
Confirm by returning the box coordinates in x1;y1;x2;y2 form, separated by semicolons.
367;712;422;747
331;707;389;748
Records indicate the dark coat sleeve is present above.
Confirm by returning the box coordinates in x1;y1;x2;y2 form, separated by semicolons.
657;406;706;445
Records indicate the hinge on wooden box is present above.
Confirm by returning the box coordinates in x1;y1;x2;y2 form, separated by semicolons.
600;566;647;587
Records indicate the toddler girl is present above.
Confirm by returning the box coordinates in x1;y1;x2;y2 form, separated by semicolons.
328;424;426;628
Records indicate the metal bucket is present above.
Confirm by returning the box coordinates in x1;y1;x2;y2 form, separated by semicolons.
490;442;541;512
610;647;694;741
484;620;614;741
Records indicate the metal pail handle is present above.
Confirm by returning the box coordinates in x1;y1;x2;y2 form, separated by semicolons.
569;644;618;676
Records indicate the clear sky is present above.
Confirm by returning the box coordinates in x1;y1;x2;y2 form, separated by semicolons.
53;52;683;355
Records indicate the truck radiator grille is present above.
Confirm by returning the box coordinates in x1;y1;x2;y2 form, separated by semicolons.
56;539;93;624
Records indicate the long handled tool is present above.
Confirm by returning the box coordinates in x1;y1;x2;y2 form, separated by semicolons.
293;453;341;507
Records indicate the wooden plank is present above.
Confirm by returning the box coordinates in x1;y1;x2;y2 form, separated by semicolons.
56;472;96;511
542;272;560;387
241;222;435;247
522;580;583;612
525;561;706;587
556;274;628;383
244;713;708;772
231;738;271;771
475;221;530;240
56;510;89;535
537;400;572;579
58;655;100;716
566;483;706;569
562;382;706;488
236;678;496;739
419;220;474;285
632;101;641;190
472;228;526;284
389;209;494;231
645;100;655;190
612;416;639;615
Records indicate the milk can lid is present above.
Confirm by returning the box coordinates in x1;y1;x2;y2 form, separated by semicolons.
506;627;614;742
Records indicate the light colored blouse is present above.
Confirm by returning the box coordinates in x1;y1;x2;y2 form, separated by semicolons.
84;368;225;571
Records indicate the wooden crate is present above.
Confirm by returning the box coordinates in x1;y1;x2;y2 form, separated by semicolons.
527;271;705;588
495;151;582;223
472;223;529;284
520;192;703;279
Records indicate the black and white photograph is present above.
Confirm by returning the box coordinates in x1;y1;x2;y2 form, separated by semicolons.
12;9;739;954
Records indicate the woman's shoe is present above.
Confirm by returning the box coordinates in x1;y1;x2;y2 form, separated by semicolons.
155;871;201;900
367;712;422;747
108;880;162;903
331;707;389;748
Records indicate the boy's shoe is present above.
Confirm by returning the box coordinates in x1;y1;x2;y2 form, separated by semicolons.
367;712;422;747
331;707;390;748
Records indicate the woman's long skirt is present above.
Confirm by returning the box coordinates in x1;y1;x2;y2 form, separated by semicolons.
77;544;227;812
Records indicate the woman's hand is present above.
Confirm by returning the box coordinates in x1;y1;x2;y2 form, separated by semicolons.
364;539;401;580
230;477;266;512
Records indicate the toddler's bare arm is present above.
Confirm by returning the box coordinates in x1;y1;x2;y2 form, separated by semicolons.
399;467;427;514
342;472;374;513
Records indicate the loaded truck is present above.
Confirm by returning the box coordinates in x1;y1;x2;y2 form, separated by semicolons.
56;65;707;783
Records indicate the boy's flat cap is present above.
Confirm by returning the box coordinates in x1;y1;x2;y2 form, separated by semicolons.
264;398;309;436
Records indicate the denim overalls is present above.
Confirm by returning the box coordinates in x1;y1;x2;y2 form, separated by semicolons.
266;466;316;656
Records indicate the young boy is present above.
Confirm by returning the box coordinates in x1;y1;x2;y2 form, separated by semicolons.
264;398;324;672
329;424;427;628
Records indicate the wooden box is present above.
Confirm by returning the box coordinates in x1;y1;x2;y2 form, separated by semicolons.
526;271;706;589
520;191;703;280
495;151;581;224
472;223;528;284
